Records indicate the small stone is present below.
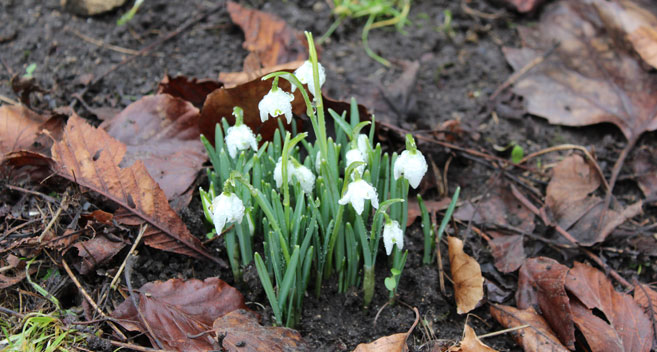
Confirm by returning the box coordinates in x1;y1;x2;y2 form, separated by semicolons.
61;0;128;16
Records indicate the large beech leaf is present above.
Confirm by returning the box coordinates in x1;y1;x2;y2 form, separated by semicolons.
112;277;247;352
51;114;219;263
212;309;306;351
448;236;484;314
503;0;657;142
100;94;207;209
565;262;653;352
545;154;642;245
490;305;569;352
515;257;575;349
157;75;223;108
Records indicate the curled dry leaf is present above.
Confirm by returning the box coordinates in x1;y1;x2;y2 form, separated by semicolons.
570;299;624;352
546;154;642;245
157;75;223;108
515;257;575;349
565;262;653;352
503;0;657;143
0;104;64;158
100;94;207;210
226;1;307;72
448;236;484;314
212;309;306;352
112;277;247;352
447;324;498;352
51;114;220;264
72;235;126;275
490;304;569;352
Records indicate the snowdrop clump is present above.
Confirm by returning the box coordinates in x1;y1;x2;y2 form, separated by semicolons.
199;32;439;327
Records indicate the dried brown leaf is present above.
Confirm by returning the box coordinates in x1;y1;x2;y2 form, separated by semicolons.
565;262;653;352
227;1;307;71
634;282;657;349
570;299;624;352
448;236;484;314
594;0;657;70
100;94;207;209
546;154;642;245
447;324;498;352
490;304;569;352
112;277;247;352
212;309;307;352
503;0;657;142
515;257;575;349
406;197;450;227
488;235;526;273
51;114;220;263
353;333;407;352
157;75;223;108
72;235;126;275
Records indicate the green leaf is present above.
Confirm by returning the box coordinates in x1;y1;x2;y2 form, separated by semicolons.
511;145;524;164
384;277;397;291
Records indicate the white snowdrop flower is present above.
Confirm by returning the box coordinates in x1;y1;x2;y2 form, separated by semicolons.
393;149;428;189
357;134;370;160
273;158;294;189
383;220;404;255
224;124;257;158
294;164;316;194
338;179;379;215
211;193;245;235
274;158;316;194
291;60;326;96
346;148;366;177
258;88;294;124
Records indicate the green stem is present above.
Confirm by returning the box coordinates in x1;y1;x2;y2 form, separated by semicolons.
363;265;375;308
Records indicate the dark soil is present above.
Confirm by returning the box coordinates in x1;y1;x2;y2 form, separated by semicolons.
2;0;656;351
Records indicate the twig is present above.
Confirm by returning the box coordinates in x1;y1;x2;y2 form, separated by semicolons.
0;306;24;318
510;184;633;289
6;184;58;203
489;42;559;102
478;324;530;339
61;258;127;340
108;339;170;352
38;192;69;242
0;94;19;105
519;144;609;191
99;224;147;307
67;28;142;56
373;300;391;328
461;0;505;20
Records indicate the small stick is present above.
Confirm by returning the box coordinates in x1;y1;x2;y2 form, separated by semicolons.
107;339;169;352
510;184;633;289
478;324;530;339
38;192;69;242
6;184;58;204
61;258;127;340
67;28;142;56
0;94;19;105
461;0;504;20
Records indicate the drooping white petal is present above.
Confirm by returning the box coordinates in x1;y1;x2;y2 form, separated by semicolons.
211;193;245;235
258;89;294;123
294;164;315;194
291;60;326;96
346;149;366;177
383;220;404;255
393;150;428;189
338;179;379;215
273;158;294;188
357;134;370;160
225;124;258;158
